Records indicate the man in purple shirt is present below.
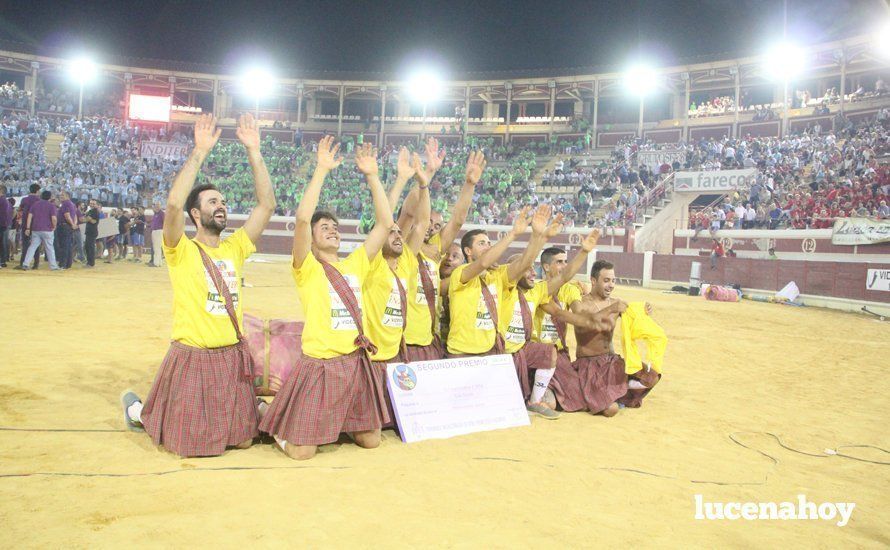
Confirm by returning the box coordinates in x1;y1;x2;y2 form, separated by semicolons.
148;200;165;267
55;191;78;269
19;190;60;271
0;184;12;267
18;183;40;268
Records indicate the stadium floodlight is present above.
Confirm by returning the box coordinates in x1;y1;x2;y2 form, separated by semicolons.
406;70;444;104
624;64;658;139
763;42;805;137
239;67;276;121
68;56;98;84
68;56;99;120
624;64;657;97
405;69;444;140
876;22;890;57
763;42;806;80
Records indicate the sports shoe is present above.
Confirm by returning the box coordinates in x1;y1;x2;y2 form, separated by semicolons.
527;402;561;420
542;388;557;410
120;390;145;432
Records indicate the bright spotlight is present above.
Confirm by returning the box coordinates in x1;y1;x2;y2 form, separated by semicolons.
406;70;444;104
68;57;98;85
876;22;890;57
624;65;657;97
763;42;806;80
240;67;276;99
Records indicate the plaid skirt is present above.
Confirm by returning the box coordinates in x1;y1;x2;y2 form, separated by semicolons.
618;368;662;408
551;352;628;414
141;341;259;457
371;353;405;429
511;342;556;401
405;340;444;363
260;351;389;446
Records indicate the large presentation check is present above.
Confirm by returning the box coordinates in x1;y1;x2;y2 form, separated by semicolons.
386;354;530;443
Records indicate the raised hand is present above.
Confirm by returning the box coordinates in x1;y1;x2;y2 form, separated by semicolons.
397;146;415;180
545;212;565;238
316;136;343;171
194;114;221;153
411;153;430;187
531;204;553;235
580;228;601;252
511;205;532;235
235;113;260;151
465;150;487;185
354;142;379;176
425;137;446;175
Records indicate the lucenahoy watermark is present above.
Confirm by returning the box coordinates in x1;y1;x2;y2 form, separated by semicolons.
694;494;855;527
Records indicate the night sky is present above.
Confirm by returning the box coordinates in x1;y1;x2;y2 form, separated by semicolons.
0;0;884;76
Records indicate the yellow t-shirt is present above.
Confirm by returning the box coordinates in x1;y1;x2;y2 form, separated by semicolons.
534;282;583;350
500;279;551;354
446;264;508;355
405;250;440;346
164;229;256;348
293;246;371;359
427;232;442;256
363;247;417;361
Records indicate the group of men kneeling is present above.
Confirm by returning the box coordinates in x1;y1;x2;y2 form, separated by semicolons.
121;114;662;460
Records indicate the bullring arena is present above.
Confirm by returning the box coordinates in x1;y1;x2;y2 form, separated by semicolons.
2;5;890;548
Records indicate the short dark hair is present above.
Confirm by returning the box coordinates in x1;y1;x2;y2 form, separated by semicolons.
29;183;40;194
311;210;339;229
8;197;15;206
460;229;486;262
540;246;566;266
590;259;614;280
185;183;219;225
40;190;51;200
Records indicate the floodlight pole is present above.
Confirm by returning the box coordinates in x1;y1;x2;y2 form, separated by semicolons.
255;97;260;123
421;101;428;142
78;81;84;120
637;97;645;140
782;77;789;137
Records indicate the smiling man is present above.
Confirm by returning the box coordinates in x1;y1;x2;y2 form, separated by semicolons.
260;140;396;460
120;113;276;457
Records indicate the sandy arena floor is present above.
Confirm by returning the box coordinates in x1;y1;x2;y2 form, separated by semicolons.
1;258;888;548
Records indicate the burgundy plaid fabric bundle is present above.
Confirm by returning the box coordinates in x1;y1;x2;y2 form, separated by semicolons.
516;290;534;343
416;253;439;336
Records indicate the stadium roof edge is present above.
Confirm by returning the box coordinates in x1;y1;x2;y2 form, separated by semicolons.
0;32;881;86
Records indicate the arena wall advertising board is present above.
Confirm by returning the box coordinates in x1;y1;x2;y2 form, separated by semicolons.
831;218;890;246
140;141;189;160
866;269;890;292
674;169;756;193
637;149;686;168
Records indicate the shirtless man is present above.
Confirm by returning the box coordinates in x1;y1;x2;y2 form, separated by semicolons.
546;260;631;417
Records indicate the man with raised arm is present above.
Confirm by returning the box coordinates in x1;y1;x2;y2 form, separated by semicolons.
542;260;634;417
260;140;395;460
501;228;601;419
396;147;482;264
121;113;276;456
362;152;434;425
445;204;559;370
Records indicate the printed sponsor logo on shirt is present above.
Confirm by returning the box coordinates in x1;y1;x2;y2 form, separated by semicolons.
382;277;407;327
329;273;362;331
474;284;497;330
204;259;238;316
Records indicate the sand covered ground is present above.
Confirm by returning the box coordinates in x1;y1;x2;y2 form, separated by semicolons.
1;258;888;548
